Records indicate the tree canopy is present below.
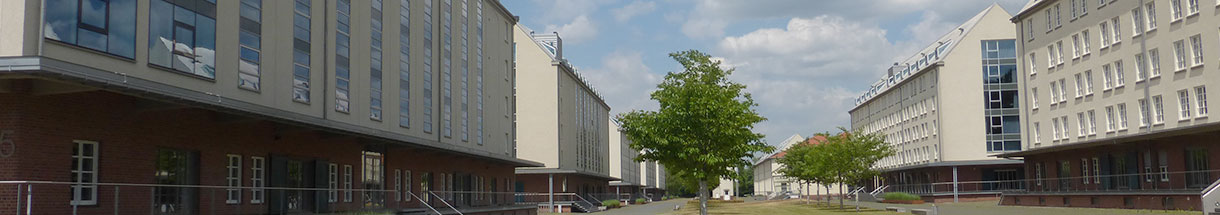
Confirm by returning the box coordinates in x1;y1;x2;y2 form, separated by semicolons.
777;128;893;208
616;50;772;215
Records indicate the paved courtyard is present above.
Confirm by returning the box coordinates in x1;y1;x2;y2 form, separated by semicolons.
852;199;1197;215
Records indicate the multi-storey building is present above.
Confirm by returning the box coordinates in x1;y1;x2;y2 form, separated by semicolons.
608;121;643;201
512;24;614;203
0;0;539;214
752;134;845;199
1002;0;1220;210
849;4;1026;202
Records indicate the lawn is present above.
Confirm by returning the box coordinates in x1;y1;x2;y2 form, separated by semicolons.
664;199;903;215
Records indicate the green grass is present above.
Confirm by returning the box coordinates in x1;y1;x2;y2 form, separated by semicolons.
664;199;902;215
880;192;921;201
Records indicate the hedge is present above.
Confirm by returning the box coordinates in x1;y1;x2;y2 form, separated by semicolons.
881;192;921;201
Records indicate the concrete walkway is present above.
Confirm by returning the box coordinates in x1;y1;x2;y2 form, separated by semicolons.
590;198;688;215
851;200;1195;215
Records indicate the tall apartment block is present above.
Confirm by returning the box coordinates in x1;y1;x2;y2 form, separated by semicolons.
1002;0;1220;210
511;24;614;210
0;0;541;214
849;4;1026;202
608;121;643;202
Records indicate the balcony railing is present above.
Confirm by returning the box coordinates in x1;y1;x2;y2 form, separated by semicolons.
875;169;1220;197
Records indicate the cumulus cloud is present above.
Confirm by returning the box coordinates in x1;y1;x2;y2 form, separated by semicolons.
544;15;599;44
581;50;662;116
714;16;902;147
680;0;1026;39
612;0;657;22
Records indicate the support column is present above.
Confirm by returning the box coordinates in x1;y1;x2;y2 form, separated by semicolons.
952;166;959;203
549;173;555;212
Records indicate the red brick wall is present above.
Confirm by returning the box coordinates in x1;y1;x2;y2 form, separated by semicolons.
0;91;524;214
1001;194;1201;211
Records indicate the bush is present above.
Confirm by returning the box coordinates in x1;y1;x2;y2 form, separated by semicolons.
635;198;647;204
881;192;921;201
602;199;621;207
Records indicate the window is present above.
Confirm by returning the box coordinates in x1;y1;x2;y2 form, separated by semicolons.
460;0;471;142
1052;118;1062;140
1059;79;1068;102
1046;10;1054;31
1082;158;1090;184
1139;99;1151;127
1159;150;1170;182
250;156;265;204
370;0;385;121
394;170;402;201
1033;122;1042;144
1145;2;1157;30
1082;30;1091;55
362;152;385;206
1196;86;1208;117
335;0;351;113
292;0;311;103
1070;0;1078;19
153;149;197;211
225;154;242;204
1060;161;1072;189
1032;88;1039;109
1027;19;1035;40
1170;0;1183;21
1106;106;1116;132
1029;53;1037;75
1149;49;1161;77
1174;40;1188;71
1146;151;1155;182
1118;103;1129;130
148;0;217;79
1057;41;1065;65
1099;22;1111;47
1077;112;1087;137
423;0;434;133
1114;60;1126;88
1035;163;1044;186
1084;71;1094;95
1102;64;1114;90
421;172;431;203
1132;8;1144;35
476;0;485;145
1079;0;1087;15
1110;17;1121;44
1072;34;1082;58
1087;110;1097;134
328;164;337;203
1055;4;1062;27
1185;149;1210;188
442;0;453;138
70;140;98;205
1098;156;1107;183
1153;95;1165;124
1047;45;1057;68
399;0;412;127
1189;35;1203;67
1074;73;1084;98
1179;90;1192;119
343;164;353;202
1187;0;1200;14
44;0;137;58
1136;53;1148;81
237;0;261;91
404;170;412;201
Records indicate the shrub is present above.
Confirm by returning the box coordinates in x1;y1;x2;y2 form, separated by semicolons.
602;199;621;207
881;192;921;201
635;198;647;204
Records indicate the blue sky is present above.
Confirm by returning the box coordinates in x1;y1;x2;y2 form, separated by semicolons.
503;0;1029;154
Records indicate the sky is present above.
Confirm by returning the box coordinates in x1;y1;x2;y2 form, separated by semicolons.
503;0;1030;155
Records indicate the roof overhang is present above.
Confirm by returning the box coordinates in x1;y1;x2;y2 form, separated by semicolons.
995;121;1220;158
0;56;544;168
609;181;643;187
515;168;621;181
878;159;1024;172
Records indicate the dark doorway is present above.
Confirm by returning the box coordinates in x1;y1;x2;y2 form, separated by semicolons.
153;149;199;215
269;156;315;214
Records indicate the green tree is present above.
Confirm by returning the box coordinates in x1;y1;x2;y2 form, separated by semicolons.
617;50;772;215
820;128;893;209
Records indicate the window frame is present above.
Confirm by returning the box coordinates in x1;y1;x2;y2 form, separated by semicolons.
225;154;242;204
70;140;99;206
250;156;265;204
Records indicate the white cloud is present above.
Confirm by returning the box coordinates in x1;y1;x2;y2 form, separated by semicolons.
715;16;901;146
580;50;662;116
680;0;1027;39
533;0;602;23
612;0;657;22
544;15;599;44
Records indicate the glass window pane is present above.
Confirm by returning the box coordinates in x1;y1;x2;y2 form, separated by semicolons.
107;0;137;58
240;47;260;62
148;0;174;67
239;30;260;49
77;29;108;51
44;0;78;43
195;16;216;79
173;6;195;26
80;0;108;29
294;50;309;65
240;4;261;22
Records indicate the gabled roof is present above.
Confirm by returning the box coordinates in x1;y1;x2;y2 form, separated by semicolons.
852;4;1011;110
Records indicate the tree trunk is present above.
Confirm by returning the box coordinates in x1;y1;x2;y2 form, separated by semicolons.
699;180;709;215
838;182;844;210
815;183;821;206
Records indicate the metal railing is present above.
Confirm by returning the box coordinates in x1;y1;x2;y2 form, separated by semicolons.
512;192;602;212
0;180;450;215
427;191;463;215
874;169;1220;197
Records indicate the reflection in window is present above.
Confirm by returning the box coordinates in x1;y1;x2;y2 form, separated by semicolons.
149;0;216;79
293;0;312;103
461;0;470;142
476;1;484;145
371;0;384;121
44;0;136;58
336;0;352;113
399;0;411;127
423;0;434;133
238;0;262;91
443;0;453;138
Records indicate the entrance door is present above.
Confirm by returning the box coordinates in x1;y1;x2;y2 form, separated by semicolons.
269;156;314;214
153;149;198;215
